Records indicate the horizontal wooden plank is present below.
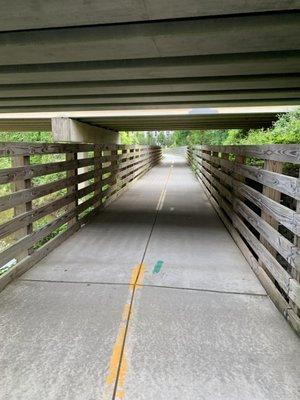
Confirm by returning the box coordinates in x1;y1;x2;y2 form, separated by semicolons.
99;155;159;209
200;151;300;200
202;158;233;186
0;163;108;212
0;180;97;240
237;181;300;236
0;142;94;156
0;192;100;267
0;148;161;184
0;192;75;240
0;151;143;184
201;167;300;309
201;167;233;202
125;156;160;182
195;144;300;164
198;155;300;235
119;152;159;175
233;198;299;269
0;204;99;292
107;152;160;183
103;159;157;195
199;176;300;335
96;148;160;170
0;142;160;157
0;144;161;292
237;164;300;200
201;170;300;307
106;161;156;201
0;157;94;184
103;153;161;201
190;148;300;306
0;223;80;292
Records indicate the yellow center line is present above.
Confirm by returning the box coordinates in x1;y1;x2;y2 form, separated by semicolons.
102;163;173;400
156;163;173;211
102;263;145;400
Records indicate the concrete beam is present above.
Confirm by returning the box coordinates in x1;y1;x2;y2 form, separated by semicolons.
1;1;298;31
1;89;299;109
0;111;286;132
1;75;299;98
0;6;298;112
51;118;119;144
0;13;299;66
2;99;300;113
0;52;298;85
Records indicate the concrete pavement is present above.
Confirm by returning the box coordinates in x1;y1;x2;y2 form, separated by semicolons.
0;152;299;400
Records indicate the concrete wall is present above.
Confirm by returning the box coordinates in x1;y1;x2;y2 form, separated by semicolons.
51;117;119;144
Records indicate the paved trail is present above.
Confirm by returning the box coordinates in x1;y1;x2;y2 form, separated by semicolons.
1;153;299;400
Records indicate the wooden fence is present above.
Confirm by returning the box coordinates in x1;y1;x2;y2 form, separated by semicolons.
188;144;300;334
0;142;161;290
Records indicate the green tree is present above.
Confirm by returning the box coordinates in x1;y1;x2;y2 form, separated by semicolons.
0;131;53;142
119;109;300;147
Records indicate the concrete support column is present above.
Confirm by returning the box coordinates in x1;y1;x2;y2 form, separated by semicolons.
51;117;120;189
51;117;119;144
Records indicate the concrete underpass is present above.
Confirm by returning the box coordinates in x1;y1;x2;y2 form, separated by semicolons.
1;151;299;400
0;2;300;399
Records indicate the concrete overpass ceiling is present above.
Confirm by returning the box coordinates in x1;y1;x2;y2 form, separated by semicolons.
0;107;295;132
79;114;279;131
1;1;300;31
0;1;299;113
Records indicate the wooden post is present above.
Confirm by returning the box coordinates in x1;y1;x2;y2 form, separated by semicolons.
122;147;129;179
290;168;300;316
234;154;246;183
232;154;246;223
66;152;78;226
260;160;283;256
78;151;89;190
129;146;135;163
12;155;33;260
94;144;103;210
220;151;230;187
201;149;211;189
197;147;203;178
112;148;119;188
212;150;219;182
135;146;141;178
256;159;282;281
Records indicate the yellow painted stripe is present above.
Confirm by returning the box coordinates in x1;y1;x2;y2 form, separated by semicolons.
102;263;145;400
156;164;173;211
103;163;173;399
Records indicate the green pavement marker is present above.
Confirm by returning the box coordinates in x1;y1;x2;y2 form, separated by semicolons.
153;260;164;274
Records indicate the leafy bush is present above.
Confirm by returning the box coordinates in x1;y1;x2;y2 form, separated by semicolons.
119;109;300;147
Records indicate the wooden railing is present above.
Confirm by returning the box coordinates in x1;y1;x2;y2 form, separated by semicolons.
0;142;161;289
188;144;300;334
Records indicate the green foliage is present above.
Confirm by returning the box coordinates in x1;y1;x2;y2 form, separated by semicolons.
0;131;53;143
144;132;159;146
119;109;300;147
120;131;145;145
186;129;230;146
223;110;300;145
172;131;190;146
236;110;300;145
0;131;61;258
33;223;68;249
120;131;172;147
